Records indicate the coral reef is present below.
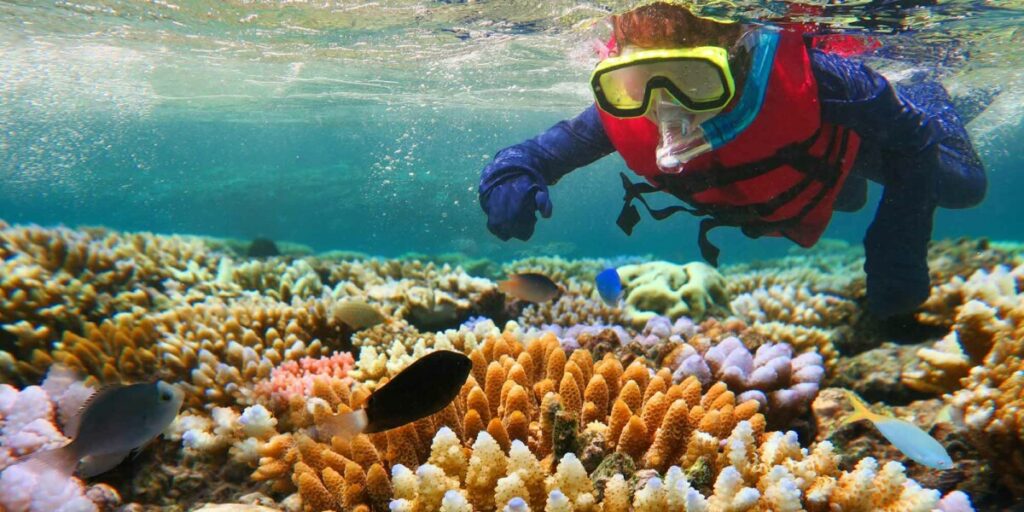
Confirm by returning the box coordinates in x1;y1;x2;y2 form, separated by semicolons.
730;283;857;367
243;330;963;511
617;261;731;328
4;224;1016;509
939;266;1024;496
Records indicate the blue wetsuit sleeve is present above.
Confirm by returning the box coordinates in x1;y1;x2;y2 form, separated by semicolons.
810;50;935;155
809;50;986;316
478;105;615;241
483;104;615;186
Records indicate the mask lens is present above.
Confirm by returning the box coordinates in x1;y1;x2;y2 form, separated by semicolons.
593;52;732;116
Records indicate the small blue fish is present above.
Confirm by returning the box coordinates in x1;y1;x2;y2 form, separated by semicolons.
595;267;622;306
843;390;953;470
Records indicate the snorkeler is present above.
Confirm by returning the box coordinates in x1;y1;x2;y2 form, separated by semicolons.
478;2;987;319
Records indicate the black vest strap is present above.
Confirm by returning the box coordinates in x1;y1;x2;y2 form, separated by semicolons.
614;126;854;267
616;173;725;266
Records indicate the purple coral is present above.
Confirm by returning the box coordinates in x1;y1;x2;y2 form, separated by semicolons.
542;323;630;351
671;336;824;422
633;315;698;347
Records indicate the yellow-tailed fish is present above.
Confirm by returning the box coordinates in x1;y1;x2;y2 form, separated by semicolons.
497;273;560;303
333;300;386;330
843;390;953;470
320;350;471;439
25;381;185;477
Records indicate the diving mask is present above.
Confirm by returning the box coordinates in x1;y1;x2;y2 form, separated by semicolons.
590;45;735;118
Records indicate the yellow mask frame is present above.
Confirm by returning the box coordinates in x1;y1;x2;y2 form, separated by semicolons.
590;46;736;118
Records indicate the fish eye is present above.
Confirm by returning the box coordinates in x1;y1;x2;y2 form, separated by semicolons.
160;391;172;401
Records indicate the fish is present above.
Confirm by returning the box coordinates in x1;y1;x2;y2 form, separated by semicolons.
321;350;472;438
595;267;623;306
26;381;185;477
842;390;953;470
334;300;387;330
497;273;560;303
246;237;280;258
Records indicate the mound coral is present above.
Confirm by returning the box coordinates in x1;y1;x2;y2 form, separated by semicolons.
617;261;731;328
670;336;824;425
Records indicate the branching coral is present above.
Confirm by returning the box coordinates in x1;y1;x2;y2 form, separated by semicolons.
723;239;865;298
730;284;856;368
518;279;625;328
244;329;962;511
942;267;1024;496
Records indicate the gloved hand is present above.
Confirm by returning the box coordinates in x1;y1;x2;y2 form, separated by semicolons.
479;165;553;241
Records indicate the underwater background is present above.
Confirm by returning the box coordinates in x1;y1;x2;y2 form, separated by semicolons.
2;1;1024;512
2;0;1023;262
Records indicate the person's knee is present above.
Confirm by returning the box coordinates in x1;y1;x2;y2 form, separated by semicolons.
935;144;987;209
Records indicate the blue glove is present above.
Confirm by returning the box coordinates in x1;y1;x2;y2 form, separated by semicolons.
478;106;615;242
479;165;553;241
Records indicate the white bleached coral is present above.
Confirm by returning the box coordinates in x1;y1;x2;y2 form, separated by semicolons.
0;370;120;512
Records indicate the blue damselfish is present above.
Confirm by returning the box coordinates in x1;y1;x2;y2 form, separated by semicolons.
595;267;623;306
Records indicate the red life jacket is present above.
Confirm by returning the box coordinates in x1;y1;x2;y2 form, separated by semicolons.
599;30;861;265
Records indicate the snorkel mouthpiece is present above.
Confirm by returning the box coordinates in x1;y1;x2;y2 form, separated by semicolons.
654;95;712;173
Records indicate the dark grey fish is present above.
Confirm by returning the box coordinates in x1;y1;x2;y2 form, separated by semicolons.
26;381;184;477
322;350;472;437
247;237;280;258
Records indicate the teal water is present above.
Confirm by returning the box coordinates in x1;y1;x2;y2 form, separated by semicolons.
1;0;1023;262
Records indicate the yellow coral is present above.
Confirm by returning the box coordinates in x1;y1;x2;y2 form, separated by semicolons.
617;261;731;328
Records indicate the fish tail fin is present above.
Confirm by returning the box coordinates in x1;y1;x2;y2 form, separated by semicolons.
842;390;874;426
20;443;79;477
318;409;369;441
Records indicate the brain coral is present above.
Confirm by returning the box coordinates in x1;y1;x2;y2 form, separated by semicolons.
617;261;731;328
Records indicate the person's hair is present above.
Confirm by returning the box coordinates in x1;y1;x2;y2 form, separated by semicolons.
612;2;743;49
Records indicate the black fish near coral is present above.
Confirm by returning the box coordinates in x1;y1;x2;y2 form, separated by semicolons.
321;350;472;438
246;237;280;258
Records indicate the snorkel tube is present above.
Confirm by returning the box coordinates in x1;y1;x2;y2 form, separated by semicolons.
656;28;780;173
654;95;713;173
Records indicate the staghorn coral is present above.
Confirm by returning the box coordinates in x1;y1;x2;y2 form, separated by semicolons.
501;256;606;284
723;239;865;298
617;261;732;328
518;278;625;328
904;264;1022;394
0;224;229;384
215;257;324;302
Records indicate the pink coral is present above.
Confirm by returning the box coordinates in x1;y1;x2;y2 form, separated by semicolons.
254;352;355;408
